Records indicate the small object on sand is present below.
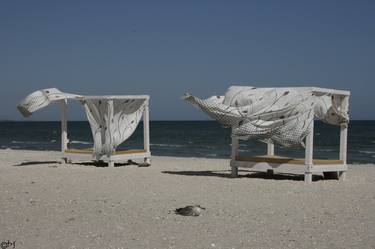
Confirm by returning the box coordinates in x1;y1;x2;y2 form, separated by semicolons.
175;205;205;216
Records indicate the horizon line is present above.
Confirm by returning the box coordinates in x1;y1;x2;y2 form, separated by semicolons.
1;119;374;122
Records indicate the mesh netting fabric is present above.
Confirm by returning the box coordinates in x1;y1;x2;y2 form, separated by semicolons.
184;86;349;148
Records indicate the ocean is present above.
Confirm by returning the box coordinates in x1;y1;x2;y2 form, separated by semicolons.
0;121;374;164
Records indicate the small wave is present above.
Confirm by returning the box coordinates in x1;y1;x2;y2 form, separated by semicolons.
359;150;375;154
238;149;248;152
206;153;218;157
70;140;92;145
12;140;42;144
151;143;184;148
50;139;56;143
317;148;334;152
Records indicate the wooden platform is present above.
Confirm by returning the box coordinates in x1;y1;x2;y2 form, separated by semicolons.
65;148;147;155
235;155;343;165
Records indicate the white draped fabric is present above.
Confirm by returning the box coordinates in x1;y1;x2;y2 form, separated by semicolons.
17;88;147;158
184;86;349;148
83;98;146;158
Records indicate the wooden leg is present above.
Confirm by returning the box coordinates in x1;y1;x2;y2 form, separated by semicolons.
339;171;346;181
231;131;239;178
141;157;151;167
304;172;312;183
231;161;238;178
304;121;314;184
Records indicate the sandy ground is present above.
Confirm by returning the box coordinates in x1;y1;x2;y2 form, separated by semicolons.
0;149;375;249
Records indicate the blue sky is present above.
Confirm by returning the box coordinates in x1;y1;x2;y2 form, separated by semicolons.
1;0;374;120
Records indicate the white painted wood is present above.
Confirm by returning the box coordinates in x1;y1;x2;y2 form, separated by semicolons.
231;136;239;158
310;87;350;96
144;157;151;165
231;130;239;177
339;171;346;181
60;100;68;152
340;96;349;165
108;161;114;167
304;173;312;182
143;99;151;154
310;165;347;173
339;96;349;181
267;143;274;156
339;125;348;164
304;120;314;183
109;152;151;161
230;160;239;177
106;100;114;154
64;152;151;162
232;161;347;174
232;161;306;174
143;99;151;165
84;95;150;100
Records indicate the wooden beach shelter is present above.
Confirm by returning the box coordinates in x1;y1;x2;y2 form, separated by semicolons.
184;86;350;182
18;88;151;167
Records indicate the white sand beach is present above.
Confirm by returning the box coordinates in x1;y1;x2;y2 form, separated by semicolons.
0;149;375;249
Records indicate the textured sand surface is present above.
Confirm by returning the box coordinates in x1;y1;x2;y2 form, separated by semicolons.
0;149;375;249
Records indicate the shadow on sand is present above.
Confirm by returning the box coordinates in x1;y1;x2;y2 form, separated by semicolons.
73;160;139;168
14;159;149;168
14;161;61;166
162;170;324;181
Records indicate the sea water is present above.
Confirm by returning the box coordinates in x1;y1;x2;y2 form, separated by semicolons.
0;121;374;164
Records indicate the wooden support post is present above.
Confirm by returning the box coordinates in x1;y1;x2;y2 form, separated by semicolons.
143;99;151;165
231;127;239;178
266;143;274;175
106;100;114;166
267;143;274;156
60;100;68;163
339;124;348;165
339;96;349;181
304;120;314;183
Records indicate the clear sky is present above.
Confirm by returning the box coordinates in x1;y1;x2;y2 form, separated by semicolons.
1;0;374;120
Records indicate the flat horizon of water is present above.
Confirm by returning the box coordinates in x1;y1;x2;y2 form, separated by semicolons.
0;120;374;164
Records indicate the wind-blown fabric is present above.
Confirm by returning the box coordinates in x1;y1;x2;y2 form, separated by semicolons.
184;86;349;148
17;88;82;117
17;88;147;158
83;98;146;158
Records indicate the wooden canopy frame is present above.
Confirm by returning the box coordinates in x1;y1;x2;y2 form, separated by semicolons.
230;87;350;183
59;95;151;167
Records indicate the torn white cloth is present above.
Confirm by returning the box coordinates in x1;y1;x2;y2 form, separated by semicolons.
183;86;349;147
17;88;147;158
